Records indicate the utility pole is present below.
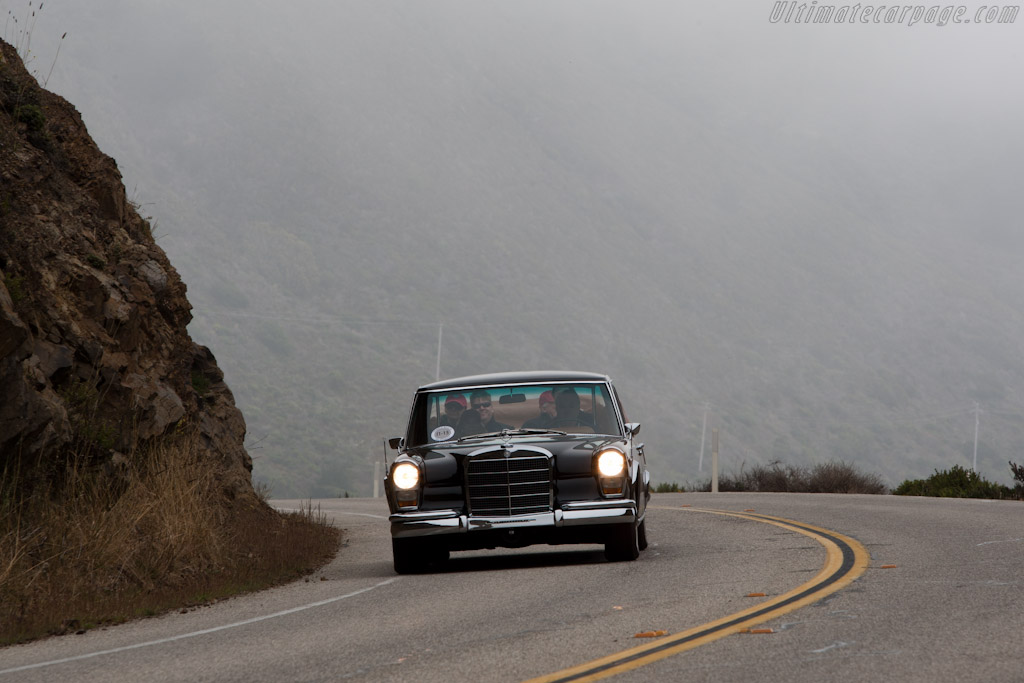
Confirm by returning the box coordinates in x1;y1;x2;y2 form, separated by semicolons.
972;401;981;472
435;322;443;381
698;402;709;472
711;429;720;493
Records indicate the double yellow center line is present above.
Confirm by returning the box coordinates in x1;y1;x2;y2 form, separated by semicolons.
524;507;871;683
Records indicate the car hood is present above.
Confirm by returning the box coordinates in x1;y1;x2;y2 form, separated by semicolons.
408;433;627;459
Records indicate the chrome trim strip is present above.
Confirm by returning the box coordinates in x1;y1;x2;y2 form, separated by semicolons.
561;499;637;512
389;510;460;522
560;506;636;527
467;512;556;530
390;514;466;538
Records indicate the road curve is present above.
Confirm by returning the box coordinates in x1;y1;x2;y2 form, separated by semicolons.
1;493;1021;682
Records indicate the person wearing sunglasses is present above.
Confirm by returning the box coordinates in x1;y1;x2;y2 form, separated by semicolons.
468;389;511;432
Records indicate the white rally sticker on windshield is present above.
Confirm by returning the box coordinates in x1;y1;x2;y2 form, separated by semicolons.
430;425;456;442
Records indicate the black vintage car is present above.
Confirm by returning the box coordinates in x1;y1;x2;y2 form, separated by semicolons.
384;371;650;573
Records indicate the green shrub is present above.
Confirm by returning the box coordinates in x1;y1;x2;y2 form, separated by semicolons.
653;481;683;493
190;371;211;398
2;273;27;304
14;104;45;132
893;464;1014;499
807;461;887;494
699;460;887;494
1008;461;1023;500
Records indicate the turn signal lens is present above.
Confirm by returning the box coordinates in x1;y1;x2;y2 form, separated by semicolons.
600;480;624;496
597;450;626;477
392;462;420;490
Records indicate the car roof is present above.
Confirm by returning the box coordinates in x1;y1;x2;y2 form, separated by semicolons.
418;371;611;392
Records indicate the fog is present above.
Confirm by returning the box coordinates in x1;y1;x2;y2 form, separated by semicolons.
16;0;1024;493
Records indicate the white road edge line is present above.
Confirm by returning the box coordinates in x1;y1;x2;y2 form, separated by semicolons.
976;537;1023;546
0;578;398;676
273;508;389;520
810;640;850;654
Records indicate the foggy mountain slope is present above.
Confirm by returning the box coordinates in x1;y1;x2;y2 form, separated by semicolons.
25;1;1024;494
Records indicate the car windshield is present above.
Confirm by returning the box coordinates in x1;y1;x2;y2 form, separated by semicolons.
408;382;621;446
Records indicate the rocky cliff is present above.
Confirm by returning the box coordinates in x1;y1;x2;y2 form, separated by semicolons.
0;39;252;501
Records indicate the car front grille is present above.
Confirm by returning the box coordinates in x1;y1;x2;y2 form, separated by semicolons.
466;451;553;517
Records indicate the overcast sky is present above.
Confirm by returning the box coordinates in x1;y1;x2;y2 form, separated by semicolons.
23;0;1020;244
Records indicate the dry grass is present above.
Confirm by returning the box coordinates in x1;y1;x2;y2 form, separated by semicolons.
0;431;339;645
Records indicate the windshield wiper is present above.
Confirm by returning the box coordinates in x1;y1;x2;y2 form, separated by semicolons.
504;428;568;436
457;428;567;443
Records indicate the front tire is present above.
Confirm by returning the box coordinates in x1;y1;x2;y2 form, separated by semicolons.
392;538;450;574
604;521;641;562
392;537;423;574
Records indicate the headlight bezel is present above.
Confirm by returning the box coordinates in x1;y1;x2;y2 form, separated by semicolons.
390;460;422;509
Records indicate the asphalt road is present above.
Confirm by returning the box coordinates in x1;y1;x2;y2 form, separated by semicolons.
1;493;1021;682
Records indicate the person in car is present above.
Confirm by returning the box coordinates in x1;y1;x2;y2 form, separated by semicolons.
552;388;595;428
522;390;557;429
469;389;512;432
438;394;466;427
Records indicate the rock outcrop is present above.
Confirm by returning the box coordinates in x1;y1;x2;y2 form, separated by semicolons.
0;40;253;501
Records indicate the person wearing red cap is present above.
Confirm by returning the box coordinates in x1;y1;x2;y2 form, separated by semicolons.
438;394;466;428
522;390;557;429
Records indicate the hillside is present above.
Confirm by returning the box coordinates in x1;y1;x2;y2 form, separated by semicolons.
21;1;1024;494
1;36;341;642
0;38;254;496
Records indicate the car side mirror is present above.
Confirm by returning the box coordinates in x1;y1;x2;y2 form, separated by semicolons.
625;422;641;437
388;437;405;450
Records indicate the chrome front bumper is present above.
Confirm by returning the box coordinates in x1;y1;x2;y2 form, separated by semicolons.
390;499;637;538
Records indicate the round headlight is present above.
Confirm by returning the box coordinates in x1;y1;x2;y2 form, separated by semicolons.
392;462;420;490
597;450;627;477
